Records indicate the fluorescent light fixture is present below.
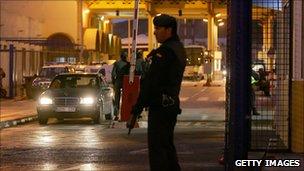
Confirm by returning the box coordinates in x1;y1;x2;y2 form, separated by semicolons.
203;18;208;22
100;16;105;21
218;22;225;26
156;13;162;16
215;13;222;18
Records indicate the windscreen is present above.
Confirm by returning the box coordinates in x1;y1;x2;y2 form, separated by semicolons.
50;75;99;89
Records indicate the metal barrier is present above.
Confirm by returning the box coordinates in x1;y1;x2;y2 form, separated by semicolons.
250;0;291;151
0;42;44;98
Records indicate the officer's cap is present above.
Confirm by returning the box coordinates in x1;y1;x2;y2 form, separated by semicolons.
153;14;177;28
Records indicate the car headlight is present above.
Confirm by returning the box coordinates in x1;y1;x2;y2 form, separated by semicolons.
39;97;53;105
80;97;95;105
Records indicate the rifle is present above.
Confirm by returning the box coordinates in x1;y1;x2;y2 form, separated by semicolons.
127;114;139;135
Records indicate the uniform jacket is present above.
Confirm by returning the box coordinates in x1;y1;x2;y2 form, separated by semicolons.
135;35;186;114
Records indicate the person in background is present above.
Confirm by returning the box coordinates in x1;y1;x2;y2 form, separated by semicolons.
111;52;130;121
251;70;260;115
0;67;6;97
0;67;5;89
135;50;145;77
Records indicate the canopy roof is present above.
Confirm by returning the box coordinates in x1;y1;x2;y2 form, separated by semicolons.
86;0;281;21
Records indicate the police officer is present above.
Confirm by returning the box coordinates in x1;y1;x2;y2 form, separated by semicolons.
130;14;186;171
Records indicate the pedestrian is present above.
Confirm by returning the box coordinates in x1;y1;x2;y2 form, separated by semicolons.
135;50;145;77
193;64;199;82
111;52;130;121
258;68;270;96
251;70;260;115
129;14;186;171
0;67;7;97
0;67;5;89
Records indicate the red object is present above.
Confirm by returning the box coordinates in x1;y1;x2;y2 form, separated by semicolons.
121;75;140;121
218;154;225;165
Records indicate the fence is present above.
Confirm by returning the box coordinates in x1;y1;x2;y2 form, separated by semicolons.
0;41;45;98
250;0;291;150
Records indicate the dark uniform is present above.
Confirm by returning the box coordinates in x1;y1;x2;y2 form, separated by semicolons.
131;14;186;171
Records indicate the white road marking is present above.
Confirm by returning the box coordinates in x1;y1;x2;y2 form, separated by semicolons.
129;148;148;154
62;163;96;170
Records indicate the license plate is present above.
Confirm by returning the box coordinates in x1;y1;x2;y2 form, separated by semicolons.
55;107;76;112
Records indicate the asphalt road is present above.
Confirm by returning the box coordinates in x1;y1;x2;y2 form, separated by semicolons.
0;119;225;171
0;80;227;170
180;81;225;109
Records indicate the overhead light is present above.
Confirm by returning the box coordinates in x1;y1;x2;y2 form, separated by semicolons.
100;16;104;21
218;22;225;26
217;19;223;22
104;20;110;24
215;13;222;18
156;13;162;16
203;18;208;22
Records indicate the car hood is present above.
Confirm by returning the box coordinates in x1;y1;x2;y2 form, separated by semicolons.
42;88;99;98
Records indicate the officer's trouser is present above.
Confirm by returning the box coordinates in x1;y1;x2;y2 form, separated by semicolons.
148;108;180;171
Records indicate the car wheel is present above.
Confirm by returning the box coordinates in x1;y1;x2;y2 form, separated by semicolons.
38;115;48;125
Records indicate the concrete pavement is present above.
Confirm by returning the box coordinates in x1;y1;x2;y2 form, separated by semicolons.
0;98;37;129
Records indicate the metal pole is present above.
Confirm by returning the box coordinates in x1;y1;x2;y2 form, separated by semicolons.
128;19;131;59
9;44;14;98
78;0;84;63
129;0;140;83
225;0;252;170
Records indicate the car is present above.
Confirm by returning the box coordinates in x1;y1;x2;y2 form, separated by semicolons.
183;65;204;80
74;64;87;73
37;73;114;124
31;64;75;98
84;63;114;83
